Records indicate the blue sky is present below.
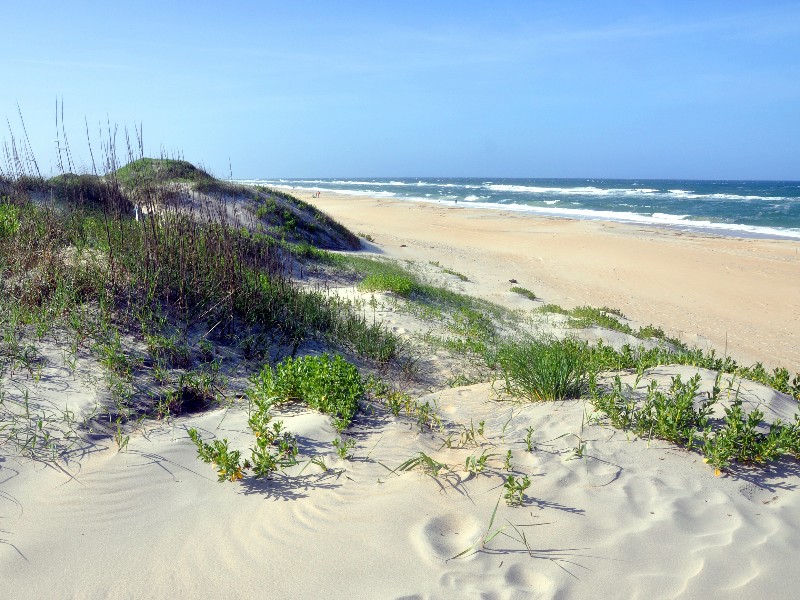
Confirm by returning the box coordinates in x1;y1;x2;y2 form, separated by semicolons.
2;1;799;179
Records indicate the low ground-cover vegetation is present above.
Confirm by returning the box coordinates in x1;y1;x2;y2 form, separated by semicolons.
590;371;800;474
248;353;364;430
189;353;363;481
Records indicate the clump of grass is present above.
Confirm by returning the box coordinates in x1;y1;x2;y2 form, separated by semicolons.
390;451;450;477
568;306;632;334
495;337;588;402
442;267;469;282
0;202;20;237
510;286;536;301
358;272;418;296
538;304;568;315
357;231;374;242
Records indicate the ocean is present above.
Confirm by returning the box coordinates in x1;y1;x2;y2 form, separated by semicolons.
239;177;800;240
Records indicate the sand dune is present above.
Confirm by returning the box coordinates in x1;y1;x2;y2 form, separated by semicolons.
3;369;799;598
3;194;800;599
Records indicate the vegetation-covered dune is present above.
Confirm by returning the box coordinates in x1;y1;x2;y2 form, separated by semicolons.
3;154;800;598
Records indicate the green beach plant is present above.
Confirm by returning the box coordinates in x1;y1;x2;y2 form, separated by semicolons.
188;429;245;482
247;353;364;429
332;436;356;460
442;267;469;282
464;449;492;475
503;474;531;506
496;337;588;402
391;452;449;478
524;426;535;451
451;496;537;560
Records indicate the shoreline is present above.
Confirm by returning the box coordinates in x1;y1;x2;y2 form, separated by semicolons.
299;189;800;374
258;183;800;242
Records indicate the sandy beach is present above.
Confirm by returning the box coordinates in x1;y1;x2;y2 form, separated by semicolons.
3;185;800;599
300;191;800;374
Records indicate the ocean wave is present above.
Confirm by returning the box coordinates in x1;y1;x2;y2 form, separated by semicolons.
486;184;660;197
486;184;612;195
262;183;398;198
479;204;800;239
666;190;790;201
652;212;688;220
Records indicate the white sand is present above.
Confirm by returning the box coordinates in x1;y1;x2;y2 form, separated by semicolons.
3;368;799;598
2;197;800;599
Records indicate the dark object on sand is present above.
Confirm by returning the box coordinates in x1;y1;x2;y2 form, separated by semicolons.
509;278;518;284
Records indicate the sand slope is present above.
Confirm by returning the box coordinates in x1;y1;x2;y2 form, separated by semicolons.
3;367;800;599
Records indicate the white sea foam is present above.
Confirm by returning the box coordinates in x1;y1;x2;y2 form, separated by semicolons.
652;212;688;220
264;184;398;198
666;190;787;201
486;184;612;195
485;184;657;196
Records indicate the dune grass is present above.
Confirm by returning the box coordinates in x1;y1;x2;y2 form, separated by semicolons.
509;286;536;301
495;337;588;402
0;154;400;461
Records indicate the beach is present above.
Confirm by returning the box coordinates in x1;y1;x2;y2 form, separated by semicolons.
299;190;800;374
3;181;800;599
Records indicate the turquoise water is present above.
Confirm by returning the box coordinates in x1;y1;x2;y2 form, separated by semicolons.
240;177;800;239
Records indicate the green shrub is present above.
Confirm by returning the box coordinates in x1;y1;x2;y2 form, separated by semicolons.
496;337;588;402
248;353;364;429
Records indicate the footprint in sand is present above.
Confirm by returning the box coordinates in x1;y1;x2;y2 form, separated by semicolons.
411;513;483;562
504;564;559;598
